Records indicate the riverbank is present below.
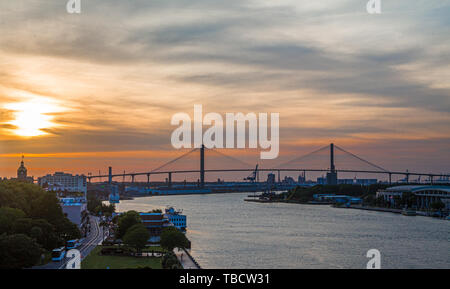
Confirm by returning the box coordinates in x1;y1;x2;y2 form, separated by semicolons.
348;205;402;214
348;205;448;219
174;248;201;269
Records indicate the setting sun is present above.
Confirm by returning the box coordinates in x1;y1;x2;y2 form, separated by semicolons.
4;98;64;137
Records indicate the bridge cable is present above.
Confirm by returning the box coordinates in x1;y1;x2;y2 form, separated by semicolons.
208;148;254;168
274;144;329;168
334;145;388;172
151;148;199;172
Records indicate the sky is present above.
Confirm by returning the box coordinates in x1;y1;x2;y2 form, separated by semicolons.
0;0;449;181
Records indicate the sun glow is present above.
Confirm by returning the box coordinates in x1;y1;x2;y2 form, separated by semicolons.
4;98;65;137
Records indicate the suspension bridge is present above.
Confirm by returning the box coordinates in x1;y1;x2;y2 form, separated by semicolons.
87;143;449;187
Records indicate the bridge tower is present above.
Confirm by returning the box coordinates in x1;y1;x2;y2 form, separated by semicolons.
108;166;112;184
108;166;120;204
200;144;205;188
326;143;338;185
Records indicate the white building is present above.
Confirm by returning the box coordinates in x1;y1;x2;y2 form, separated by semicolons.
376;185;450;211
38;172;87;195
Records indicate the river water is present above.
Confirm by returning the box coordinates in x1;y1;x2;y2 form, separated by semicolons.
116;193;449;269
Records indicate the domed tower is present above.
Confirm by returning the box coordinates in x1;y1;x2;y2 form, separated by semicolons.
17;155;27;180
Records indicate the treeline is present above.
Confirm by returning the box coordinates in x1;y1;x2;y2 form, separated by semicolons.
286;184;390;203
87;194;115;216
0;180;81;269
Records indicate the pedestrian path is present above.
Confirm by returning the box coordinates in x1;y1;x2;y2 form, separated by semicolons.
174;248;200;269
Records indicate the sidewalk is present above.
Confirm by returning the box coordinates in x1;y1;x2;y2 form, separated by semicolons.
174;248;200;269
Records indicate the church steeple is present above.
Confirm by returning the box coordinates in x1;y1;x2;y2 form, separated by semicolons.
17;155;27;180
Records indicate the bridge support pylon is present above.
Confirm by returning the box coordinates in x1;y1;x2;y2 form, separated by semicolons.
200;144;205;188
108;167;112;184
326;143;338;185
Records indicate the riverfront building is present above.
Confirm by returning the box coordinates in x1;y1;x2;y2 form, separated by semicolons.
376;185;450;211
313;194;362;204
138;207;187;241
38;172;87;195
139;212;171;242
60;197;89;236
165;207;187;231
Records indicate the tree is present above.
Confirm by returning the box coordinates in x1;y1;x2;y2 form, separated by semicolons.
0;181;79;253
161;251;182;269
0;207;26;235
117;211;141;238
0;234;41;269
30;226;43;241
87;196;102;213
160;227;189;252
123;224;150;252
30;219;59;250
30;192;65;225
54;217;82;242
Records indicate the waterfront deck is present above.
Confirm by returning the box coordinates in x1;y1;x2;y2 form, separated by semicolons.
174;248;201;269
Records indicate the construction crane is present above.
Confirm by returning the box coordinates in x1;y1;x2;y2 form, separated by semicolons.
244;165;259;182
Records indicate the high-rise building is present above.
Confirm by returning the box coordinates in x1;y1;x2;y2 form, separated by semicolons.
38;172;87;194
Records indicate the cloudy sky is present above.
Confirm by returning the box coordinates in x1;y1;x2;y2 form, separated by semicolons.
0;0;449;180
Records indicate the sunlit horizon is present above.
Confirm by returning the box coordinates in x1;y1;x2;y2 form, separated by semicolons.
0;1;449;178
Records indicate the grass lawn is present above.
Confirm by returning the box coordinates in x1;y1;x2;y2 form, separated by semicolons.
81;246;162;269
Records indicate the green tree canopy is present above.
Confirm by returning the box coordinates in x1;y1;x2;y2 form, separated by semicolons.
30;226;43;240
54;217;82;242
0;181;43;214
12;218;34;235
0;181;82;266
0;233;42;269
0;207;26;235
117;210;141;238
123;223;150;252
30;192;65;224
87;195;102;213
160;227;189;252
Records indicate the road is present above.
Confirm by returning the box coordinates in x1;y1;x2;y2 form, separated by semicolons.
33;215;104;269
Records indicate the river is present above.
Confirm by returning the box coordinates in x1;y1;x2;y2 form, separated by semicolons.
115;193;449;269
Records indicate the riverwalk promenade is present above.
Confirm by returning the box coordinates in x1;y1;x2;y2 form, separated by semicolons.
174;248;201;269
